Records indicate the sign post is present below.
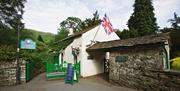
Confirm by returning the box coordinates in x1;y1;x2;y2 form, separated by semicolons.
19;38;36;83
16;22;20;84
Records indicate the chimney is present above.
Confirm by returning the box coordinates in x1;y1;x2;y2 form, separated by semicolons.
68;28;73;36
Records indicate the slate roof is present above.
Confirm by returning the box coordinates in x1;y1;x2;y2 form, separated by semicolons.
87;33;170;51
60;25;98;41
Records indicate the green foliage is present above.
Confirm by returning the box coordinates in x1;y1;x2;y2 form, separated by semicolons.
20;29;34;40
57;11;100;34
19;31;55;74
170;57;180;70
128;0;158;37
159;27;174;33
53;38;73;51
0;45;16;61
55;28;69;41
0;0;26;29
54;29;73;52
23;29;55;44
55;11;101;49
116;29;130;39
170;29;180;46
0;29;17;44
57;11;101;35
36;41;47;52
170;29;180;58
119;0;158;39
0;28;55;64
59;17;82;33
116;29;139;39
159;12;180;33
168;13;180;29
0;0;54;74
37;35;44;43
81;11;101;30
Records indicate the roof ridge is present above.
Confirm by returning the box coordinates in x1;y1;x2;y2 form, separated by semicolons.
87;33;169;50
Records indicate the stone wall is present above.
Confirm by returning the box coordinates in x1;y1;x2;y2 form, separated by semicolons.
0;60;26;86
109;47;180;91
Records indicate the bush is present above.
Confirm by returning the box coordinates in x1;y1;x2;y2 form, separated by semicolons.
170;29;180;58
170;57;180;70
0;45;16;61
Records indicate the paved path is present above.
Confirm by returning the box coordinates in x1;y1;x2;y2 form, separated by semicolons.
0;73;138;91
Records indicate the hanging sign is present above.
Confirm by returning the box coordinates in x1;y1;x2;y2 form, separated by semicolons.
20;39;36;49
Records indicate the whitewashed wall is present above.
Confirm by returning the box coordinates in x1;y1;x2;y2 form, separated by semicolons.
59;25;119;77
81;25;120;77
62;36;82;64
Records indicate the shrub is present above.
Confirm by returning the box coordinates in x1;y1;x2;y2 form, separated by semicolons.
170;57;180;70
0;45;16;61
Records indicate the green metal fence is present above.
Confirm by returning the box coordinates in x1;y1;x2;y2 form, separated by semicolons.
46;61;80;80
26;60;35;82
46;63;66;79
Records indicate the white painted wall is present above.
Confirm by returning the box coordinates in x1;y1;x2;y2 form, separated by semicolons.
62;36;82;64
59;25;120;77
81;25;120;77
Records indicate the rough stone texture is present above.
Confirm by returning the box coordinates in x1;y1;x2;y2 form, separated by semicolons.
0;60;26;86
109;47;180;91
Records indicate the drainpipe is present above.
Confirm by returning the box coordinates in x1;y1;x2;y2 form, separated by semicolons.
163;41;170;70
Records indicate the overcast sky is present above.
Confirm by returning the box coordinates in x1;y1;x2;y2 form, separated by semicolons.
23;0;180;34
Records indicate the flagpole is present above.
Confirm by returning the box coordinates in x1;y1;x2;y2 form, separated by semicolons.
92;24;101;42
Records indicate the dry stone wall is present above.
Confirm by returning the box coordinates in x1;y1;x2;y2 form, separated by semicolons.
0;60;26;86
109;47;180;91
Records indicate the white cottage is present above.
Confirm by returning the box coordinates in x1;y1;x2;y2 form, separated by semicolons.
59;25;120;77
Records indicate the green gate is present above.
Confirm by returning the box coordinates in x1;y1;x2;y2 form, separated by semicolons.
46;61;80;80
46;62;67;79
26;60;35;82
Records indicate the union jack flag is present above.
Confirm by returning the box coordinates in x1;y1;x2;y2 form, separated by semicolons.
101;14;113;35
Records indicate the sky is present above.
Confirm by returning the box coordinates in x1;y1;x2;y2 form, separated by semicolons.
23;0;180;34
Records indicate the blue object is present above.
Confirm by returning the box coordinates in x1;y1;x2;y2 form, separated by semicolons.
20;39;36;49
66;64;74;81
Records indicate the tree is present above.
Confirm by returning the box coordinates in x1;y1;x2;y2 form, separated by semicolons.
55;28;69;41
81;11;101;30
37;35;44;43
0;0;26;30
59;17;82;33
56;17;81;41
116;28;141;39
168;12;180;29
128;0;158;37
56;11;101;41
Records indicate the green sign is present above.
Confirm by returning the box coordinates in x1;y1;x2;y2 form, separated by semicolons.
20;39;36;49
115;56;128;62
